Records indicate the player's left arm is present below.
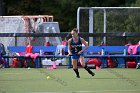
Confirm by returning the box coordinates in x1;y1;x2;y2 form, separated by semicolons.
78;38;89;54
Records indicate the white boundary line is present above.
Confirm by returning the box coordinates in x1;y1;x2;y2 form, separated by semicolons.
0;73;22;75
77;89;140;92
29;89;140;93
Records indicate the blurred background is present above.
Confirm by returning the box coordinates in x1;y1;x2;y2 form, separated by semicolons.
0;0;140;46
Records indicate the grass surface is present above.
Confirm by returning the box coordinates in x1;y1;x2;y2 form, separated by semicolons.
0;68;140;93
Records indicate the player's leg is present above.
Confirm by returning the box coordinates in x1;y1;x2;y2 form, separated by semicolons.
79;56;95;76
72;59;80;78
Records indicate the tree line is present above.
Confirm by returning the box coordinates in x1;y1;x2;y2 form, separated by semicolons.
2;0;140;32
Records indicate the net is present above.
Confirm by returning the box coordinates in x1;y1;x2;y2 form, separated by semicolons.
0;16;24;46
77;7;140;45
0;15;56;47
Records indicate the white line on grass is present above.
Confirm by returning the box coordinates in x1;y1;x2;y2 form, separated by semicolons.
29;92;64;93
29;89;140;93
77;89;140;92
0;73;22;75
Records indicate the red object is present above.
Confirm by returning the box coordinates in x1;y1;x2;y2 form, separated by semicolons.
62;40;67;46
12;58;18;68
88;58;101;67
46;42;50;46
26;45;33;53
0;58;4;64
127;61;136;68
128;45;139;55
107;57;117;68
11;58;26;68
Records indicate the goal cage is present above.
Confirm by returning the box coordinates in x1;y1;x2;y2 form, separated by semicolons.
77;7;140;46
0;15;62;47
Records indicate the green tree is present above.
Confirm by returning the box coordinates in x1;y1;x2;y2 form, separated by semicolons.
5;0;42;15
4;0;139;32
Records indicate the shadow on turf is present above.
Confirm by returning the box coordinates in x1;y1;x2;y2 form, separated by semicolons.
82;77;121;79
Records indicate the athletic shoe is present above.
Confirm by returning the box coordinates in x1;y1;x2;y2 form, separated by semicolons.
90;72;95;76
76;76;80;78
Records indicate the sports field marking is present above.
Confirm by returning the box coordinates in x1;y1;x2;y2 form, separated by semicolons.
77;89;140;92
29;92;65;93
0;73;22;75
29;89;140;93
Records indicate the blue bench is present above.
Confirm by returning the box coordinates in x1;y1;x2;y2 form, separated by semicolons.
4;46;67;68
84;46;140;55
85;46;140;68
3;45;140;68
85;46;128;54
7;46;131;54
7;46;57;53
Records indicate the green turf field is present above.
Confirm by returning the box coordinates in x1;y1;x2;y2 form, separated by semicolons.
0;68;140;93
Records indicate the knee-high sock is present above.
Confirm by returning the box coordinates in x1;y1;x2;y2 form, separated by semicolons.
84;65;93;74
73;69;79;76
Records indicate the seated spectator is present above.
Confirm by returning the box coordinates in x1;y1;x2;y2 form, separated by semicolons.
25;42;39;68
56;45;66;55
46;41;51;46
0;43;6;68
61;37;67;46
44;41;53;55
26;42;33;54
127;40;139;55
0;43;6;55
25;42;39;59
125;40;140;68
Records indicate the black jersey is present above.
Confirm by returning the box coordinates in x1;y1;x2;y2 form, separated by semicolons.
70;37;82;54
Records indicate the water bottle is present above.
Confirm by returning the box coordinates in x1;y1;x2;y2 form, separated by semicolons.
6;49;10;56
123;48;126;55
60;49;62;55
40;49;43;55
101;48;105;55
